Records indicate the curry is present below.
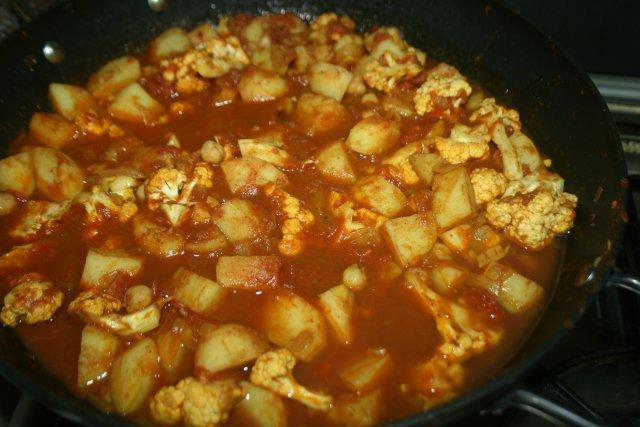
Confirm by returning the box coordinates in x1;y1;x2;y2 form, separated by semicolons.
0;12;577;427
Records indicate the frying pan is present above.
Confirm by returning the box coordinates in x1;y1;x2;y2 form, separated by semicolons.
0;0;636;426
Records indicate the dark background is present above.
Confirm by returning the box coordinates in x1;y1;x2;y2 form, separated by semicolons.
0;0;639;76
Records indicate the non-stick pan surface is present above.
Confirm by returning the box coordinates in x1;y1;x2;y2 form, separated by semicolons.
0;1;627;425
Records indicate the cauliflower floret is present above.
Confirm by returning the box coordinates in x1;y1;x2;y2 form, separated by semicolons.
80;174;142;223
328;191;387;242
414;63;472;116
145;163;214;226
95;301;165;337
266;187;315;257
434;123;491;164
67;290;121;321
150;377;242;427
9;201;71;241
469;97;521;131
162;35;249;95
74;108;117;137
363;51;423;93
250;348;332;411
412;356;464;409
470;168;507;204
503;169;565;198
1;275;63;327
486;188;578;250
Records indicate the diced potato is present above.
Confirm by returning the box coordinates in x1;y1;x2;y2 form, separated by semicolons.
221;157;289;195
149;27;192;62
482;262;544;314
77;325;120;389
133;213;185;258
309;62;353;101
382;213;437;267
351;175;407;217
0;193;16;216
440;224;472;253
263;290;327;362
0;152;35;196
216;256;282;290
108;83;164;123
48;83;95;120
29;112;77;149
195;323;269;374
236;381;287;427
315;140;356;185
409;153;444;185
430;241;453;261
318;285;355;345
346;116;400;155
187;22;217;45
381;142;423;184
329;390;382;427
238;139;296;169
238;68;288;103
80;248;143;289
293;92;350;136
212;199;270;242
431;263;468;295
432;167;476;230
342;263;367;290
339;349;391;393
171;268;227;315
87;56;142;97
110;337;159;415
155;318;194;379
185;225;229;254
31;147;84;202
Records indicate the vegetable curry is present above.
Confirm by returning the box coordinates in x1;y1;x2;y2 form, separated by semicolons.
0;12;577;427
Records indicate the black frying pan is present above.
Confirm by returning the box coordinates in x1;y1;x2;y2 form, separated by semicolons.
0;1;634;426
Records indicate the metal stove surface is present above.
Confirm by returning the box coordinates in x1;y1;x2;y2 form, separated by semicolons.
1;1;640;427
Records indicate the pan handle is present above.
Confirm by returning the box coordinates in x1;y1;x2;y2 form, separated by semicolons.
606;269;640;295
485;380;611;427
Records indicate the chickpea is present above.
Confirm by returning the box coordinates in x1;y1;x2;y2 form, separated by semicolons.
0;193;16;216
123;285;153;313
342;263;367;290
200;139;225;164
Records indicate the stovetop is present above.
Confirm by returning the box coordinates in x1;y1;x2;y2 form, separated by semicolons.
1;1;640;427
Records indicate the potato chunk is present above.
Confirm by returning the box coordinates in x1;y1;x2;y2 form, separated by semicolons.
236;381;287;427
432;263;468;295
48;83;95;120
77;325;120;388
0;152;35;196
87;56;142;97
382;213;437;267
29;112;77;149
195;324;269;375
315;140;357;185
263;290;326;362
171;268;227;316
221;157;289;195
481;262;544;313
309;62;353;101
149;27;192;62
212;199;270;242
432;167;476;230
409;153;443;185
238;68;288;102
80;248;143;289
108;83;164;123
216;256;282;290
293;92;350;136
339;349;391;393
318;285;355;345
329;390;382;427
31;147;84;202
351;175;407;217
110;337;159;415
346;116;400;155
238;139;296;169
